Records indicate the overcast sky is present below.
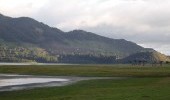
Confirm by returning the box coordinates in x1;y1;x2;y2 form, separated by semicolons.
0;0;170;55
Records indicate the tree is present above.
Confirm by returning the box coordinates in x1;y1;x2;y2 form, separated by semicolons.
159;61;164;66
166;61;170;64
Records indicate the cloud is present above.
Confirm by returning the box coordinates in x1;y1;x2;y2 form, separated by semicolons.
0;0;48;17
0;0;170;55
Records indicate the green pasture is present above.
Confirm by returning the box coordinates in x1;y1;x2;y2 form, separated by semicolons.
0;64;170;100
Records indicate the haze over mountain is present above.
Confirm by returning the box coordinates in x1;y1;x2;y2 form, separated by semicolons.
0;13;168;63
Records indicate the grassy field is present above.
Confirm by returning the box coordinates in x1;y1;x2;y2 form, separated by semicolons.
0;64;170;77
0;64;170;100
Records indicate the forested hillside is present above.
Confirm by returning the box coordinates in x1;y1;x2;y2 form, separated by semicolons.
0;13;167;63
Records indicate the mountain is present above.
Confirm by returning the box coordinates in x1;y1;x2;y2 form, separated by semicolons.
120;51;170;63
0;14;64;43
0;13;160;63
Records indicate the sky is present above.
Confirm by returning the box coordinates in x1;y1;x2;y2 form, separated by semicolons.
0;0;170;55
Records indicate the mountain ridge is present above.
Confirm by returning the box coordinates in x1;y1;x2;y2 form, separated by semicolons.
0;13;167;63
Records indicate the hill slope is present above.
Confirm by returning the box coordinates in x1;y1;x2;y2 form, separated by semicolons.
0;13;159;63
121;51;170;63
